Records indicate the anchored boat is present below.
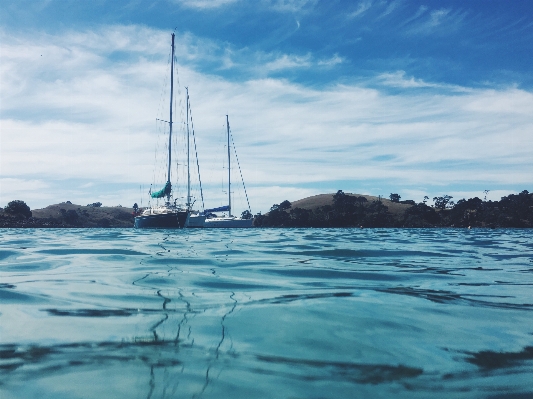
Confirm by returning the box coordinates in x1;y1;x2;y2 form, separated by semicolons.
204;115;253;228
134;33;189;229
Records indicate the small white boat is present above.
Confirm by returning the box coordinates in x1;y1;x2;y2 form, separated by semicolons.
204;115;253;228
204;215;253;228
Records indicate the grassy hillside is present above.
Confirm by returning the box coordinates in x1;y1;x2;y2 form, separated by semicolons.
290;193;413;218
0;203;135;228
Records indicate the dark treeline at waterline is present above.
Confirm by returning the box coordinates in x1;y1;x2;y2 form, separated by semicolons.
254;190;533;228
1;190;532;228
0;201;134;228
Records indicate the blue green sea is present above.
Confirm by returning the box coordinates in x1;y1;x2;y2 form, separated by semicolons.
1;228;532;398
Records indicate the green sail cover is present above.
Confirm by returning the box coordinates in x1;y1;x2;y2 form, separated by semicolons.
151;181;172;199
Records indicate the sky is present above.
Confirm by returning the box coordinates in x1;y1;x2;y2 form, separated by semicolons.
1;0;532;214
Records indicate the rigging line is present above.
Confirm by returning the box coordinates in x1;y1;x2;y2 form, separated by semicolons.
229;129;252;213
173;55;191;202
152;44;173;197
173;71;179;191
152;118;160;188
221;123;227;194
172;54;185;199
188;97;205;211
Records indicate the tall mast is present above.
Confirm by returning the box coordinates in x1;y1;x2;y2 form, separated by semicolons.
167;33;175;203
186;87;191;209
226;115;232;217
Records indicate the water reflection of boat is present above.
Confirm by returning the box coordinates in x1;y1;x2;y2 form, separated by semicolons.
134;33;188;228
204;115;253;228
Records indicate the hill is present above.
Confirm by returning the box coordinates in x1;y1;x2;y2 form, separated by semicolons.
0;202;135;228
254;190;533;228
289;193;413;217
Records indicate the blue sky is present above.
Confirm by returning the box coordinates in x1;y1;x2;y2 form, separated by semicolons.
1;0;532;213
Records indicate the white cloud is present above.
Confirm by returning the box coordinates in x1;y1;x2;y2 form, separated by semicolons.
403;7;467;36
173;0;239;9
377;71;439;89
265;0;316;13
428;9;451;27
376;70;470;92
347;1;373;19
263;53;312;70
0;178;51;209
463;88;533;115
218;47;343;74
379;0;401;19
400;5;428;27
317;54;344;67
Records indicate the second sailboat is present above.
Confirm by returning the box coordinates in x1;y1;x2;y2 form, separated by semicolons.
204;115;253;228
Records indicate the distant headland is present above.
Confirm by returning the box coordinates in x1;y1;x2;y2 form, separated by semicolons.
1;190;532;228
0;201;135;228
254;190;533;228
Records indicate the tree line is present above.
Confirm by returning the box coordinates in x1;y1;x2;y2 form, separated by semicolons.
254;190;533;228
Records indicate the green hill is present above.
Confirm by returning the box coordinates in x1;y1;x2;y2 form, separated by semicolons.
0;202;134;228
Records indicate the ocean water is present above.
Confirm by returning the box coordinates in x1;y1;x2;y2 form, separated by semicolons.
1;228;532;399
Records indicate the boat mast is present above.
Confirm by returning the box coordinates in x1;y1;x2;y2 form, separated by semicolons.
186;87;191;210
167;33;175;203
226;115;232;217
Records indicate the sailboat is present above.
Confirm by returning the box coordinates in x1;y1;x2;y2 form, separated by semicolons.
184;87;206;228
134;33;189;229
204;115;253;228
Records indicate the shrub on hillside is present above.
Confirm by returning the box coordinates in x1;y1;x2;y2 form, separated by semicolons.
4;200;32;218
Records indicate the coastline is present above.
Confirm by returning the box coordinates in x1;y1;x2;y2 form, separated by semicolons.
0;203;134;228
2;189;532;228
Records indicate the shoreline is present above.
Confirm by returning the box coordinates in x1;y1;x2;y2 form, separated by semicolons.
2;189;532;228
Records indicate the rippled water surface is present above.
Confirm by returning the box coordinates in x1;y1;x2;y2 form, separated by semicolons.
1;228;532;398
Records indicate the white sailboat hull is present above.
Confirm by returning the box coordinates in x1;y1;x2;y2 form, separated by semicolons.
186;214;206;228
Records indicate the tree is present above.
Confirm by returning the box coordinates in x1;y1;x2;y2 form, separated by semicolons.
333;190;346;202
241;210;252;220
87;202;102;207
433;195;453;210
289;207;312;227
423;196;429;204
4;200;32;218
447;197;483;227
278;200;291;211
270;200;291;212
389;193;401;203
403;202;440;226
62;209;79;224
